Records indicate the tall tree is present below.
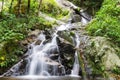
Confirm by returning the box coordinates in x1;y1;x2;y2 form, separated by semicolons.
18;0;21;15
38;0;42;15
9;0;14;13
80;0;84;7
1;0;4;12
27;0;31;13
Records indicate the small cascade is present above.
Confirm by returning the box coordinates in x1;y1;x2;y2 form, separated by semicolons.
57;23;71;31
27;22;82;77
28;31;65;76
71;51;80;76
81;10;92;25
71;34;80;76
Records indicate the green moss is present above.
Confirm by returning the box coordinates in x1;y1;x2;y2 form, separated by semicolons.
87;0;120;47
112;66;120;75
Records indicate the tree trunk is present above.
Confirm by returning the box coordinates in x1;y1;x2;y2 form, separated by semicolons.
18;0;21;16
9;0;14;13
1;0;4;12
80;0;84;7
27;0;30;13
38;0;42;15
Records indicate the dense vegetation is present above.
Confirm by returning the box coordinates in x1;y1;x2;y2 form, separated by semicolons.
87;0;120;47
68;0;103;15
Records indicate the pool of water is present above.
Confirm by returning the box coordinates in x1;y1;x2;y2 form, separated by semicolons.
0;75;81;80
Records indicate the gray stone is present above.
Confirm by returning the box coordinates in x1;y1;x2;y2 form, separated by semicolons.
71;14;81;23
85;37;120;70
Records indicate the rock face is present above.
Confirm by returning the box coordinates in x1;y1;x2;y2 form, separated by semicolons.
85;37;120;70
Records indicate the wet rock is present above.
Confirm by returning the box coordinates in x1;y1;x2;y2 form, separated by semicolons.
71;13;81;23
49;53;59;60
57;31;75;45
71;22;83;29
85;37;120;70
57;38;75;74
43;30;51;39
20;40;28;46
56;0;78;10
34;40;42;45
28;29;40;37
21;29;41;46
27;29;40;43
2;59;28;76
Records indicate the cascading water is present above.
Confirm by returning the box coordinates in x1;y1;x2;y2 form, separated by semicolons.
81;10;92;25
26;20;82;77
2;5;91;80
71;34;80;76
27;31;65;76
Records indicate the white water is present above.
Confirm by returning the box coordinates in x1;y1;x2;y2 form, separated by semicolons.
57;23;71;31
71;34;80;76
27;21;82;76
81;11;92;25
28;32;60;76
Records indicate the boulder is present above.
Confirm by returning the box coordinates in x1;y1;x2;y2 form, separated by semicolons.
85;37;120;70
71;12;81;23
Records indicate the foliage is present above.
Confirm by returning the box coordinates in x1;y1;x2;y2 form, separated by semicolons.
1;0;69;18
87;0;120;47
0;11;53;74
0;12;53;41
112;66;120;75
0;41;25;74
40;0;69;19
68;0;81;6
68;0;103;15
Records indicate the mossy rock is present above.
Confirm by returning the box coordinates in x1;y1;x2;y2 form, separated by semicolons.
85;36;120;76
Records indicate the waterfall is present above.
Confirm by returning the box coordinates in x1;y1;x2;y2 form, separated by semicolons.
27;21;82;76
71;34;80;76
28;31;64;76
2;7;91;80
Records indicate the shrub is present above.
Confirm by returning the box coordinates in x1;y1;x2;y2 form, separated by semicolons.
87;0;120;47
